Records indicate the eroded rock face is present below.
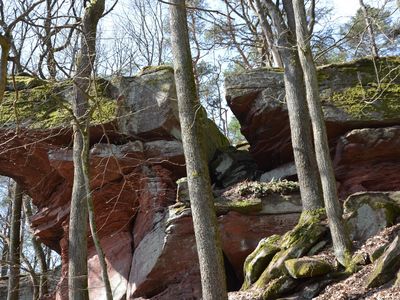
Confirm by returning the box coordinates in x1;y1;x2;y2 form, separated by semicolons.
0;68;231;300
114;66;181;140
225;57;400;170
334;126;400;198
114;67;229;161
126;199;302;299
0;69;300;300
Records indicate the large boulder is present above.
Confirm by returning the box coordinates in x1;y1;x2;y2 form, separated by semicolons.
114;66;229;161
284;257;335;279
225;57;400;170
127;207;200;299
126;196;302;299
113;66;180;140
344;192;400;242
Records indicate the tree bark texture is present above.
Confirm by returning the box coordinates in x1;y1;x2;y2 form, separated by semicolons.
261;0;324;211
169;1;228;299
68;1;110;300
7;183;23;300
292;0;352;265
24;198;49;297
0;34;11;101
250;0;283;68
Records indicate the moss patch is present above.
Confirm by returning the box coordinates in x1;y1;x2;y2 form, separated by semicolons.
254;209;327;289
318;57;400;120
215;197;262;214
1;79;116;129
284;257;335;279
261;275;297;300
140;65;174;76
242;235;281;289
236;180;299;198
280;208;326;248
330;83;400;119
6;76;46;91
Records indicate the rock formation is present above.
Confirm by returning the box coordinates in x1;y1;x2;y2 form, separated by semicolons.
1;56;400;299
226;57;400;198
0;69;302;299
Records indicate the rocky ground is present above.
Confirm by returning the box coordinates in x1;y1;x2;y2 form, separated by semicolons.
315;224;400;300
228;223;400;300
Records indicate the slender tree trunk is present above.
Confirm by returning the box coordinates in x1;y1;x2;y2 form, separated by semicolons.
44;0;57;79
0;34;11;101
169;1;228;299
359;0;379;58
251;0;283;68
68;1;111;300
7;183;23;300
29;272;40;300
261;0;324;211
1;241;9;277
1;203;11;277
292;0;352;265
24;198;49;297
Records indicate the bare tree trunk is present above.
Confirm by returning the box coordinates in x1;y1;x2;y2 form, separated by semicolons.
0;0;45;99
1;241;9;277
292;0;352;266
0;34;11;101
169;1;228;299
7;183;23;300
359;0;379;58
24;198;49;297
44;0;57;79
0;201;11;277
68;1;111;300
250;0;283;68
261;0;324;211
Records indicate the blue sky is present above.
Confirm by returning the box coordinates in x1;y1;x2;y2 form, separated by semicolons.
332;0;359;18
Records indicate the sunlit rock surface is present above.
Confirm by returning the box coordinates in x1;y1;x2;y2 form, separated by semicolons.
226;57;400;171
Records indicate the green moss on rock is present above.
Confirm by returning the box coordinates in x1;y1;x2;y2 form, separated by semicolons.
215;197;262;214
284;257;335;279
1;79;116;129
318;57;400;120
140;65;174;75
254;209;327;289
237;180;299;198
280;208;326;248
366;235;400;288
242;235;281;290
261;275;297;300
330;83;400;119
6;76;46;91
